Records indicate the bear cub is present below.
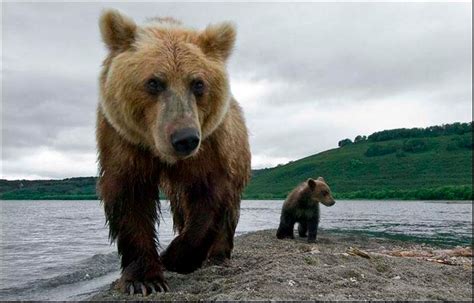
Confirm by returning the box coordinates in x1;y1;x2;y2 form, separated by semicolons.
276;177;335;243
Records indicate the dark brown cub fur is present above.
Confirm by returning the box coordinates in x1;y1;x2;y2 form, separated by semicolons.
276;177;335;243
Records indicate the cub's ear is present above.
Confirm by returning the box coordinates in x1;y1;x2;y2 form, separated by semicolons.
198;22;236;62
307;178;316;190
317;176;326;183
99;9;137;52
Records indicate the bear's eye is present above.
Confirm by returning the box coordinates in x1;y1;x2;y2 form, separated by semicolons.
321;190;328;196
146;78;166;95
191;79;206;97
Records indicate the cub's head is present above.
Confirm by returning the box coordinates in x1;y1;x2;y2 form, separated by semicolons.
307;177;336;206
98;9;235;163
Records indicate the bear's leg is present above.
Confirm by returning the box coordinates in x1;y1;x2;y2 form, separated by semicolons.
162;181;228;273
298;222;308;237
307;217;319;243
100;174;168;295
276;213;295;239
208;206;240;263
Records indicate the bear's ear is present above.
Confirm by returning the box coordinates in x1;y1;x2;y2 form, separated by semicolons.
99;9;137;52
198;22;236;62
317;176;326;183
307;178;316;190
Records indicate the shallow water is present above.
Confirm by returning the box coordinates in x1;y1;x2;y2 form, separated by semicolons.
0;199;471;300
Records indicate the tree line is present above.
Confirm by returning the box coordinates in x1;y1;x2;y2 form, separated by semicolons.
339;121;473;147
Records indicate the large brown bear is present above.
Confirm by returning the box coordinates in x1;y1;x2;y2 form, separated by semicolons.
96;10;251;295
276;177;335;243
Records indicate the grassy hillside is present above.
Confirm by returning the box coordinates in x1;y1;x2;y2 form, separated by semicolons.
244;131;472;200
1;122;472;201
0;177;97;200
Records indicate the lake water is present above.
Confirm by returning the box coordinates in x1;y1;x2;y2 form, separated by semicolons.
0;199;472;300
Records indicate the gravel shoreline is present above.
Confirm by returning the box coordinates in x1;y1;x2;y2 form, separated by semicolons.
90;229;472;301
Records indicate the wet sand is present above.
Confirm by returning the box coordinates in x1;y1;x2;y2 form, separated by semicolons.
90;229;472;301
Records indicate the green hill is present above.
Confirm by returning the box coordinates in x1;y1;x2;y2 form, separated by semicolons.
1;122;472;201
244;122;473;200
0;177;97;200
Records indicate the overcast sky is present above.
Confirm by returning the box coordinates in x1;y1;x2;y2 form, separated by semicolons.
1;1;472;180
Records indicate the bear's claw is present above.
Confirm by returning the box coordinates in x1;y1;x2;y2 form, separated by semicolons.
124;280;169;296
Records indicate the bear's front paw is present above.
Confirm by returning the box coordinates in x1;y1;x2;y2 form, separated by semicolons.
276;227;294;239
118;278;169;296
117;259;169;296
162;238;207;274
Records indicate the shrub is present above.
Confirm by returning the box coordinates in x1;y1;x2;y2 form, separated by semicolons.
457;136;473;149
365;144;398;157
354;135;367;143
446;142;460;151
396;150;407;158
402;139;429;153
349;159;364;168
338;138;353;147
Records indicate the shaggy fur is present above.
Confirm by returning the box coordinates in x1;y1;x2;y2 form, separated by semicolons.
96;9;250;295
276;178;336;243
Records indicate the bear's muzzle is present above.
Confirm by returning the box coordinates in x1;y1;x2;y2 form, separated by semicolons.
170;127;200;156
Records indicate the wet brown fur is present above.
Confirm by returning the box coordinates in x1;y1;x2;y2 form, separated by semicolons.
96;10;250;293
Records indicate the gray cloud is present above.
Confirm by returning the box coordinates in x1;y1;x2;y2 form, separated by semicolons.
1;2;471;179
2;70;97;157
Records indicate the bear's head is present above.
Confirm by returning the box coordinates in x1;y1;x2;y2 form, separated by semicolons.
99;9;236;163
307;177;336;206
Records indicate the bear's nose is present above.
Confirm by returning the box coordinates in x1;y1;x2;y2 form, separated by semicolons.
171;128;200;156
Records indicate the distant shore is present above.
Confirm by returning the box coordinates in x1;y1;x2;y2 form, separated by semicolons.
1;188;473;201
1;197;473;202
1;197;473;201
91;229;472;301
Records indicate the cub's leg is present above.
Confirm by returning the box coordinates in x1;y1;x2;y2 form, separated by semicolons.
307;217;320;243
276;213;295;239
298;222;308;238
